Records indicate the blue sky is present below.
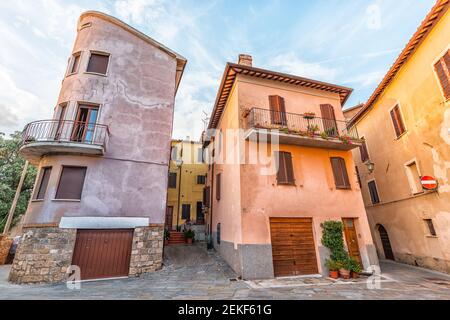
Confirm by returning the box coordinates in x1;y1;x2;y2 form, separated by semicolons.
0;0;437;140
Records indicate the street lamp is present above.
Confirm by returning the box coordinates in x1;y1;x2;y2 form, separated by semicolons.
365;160;375;174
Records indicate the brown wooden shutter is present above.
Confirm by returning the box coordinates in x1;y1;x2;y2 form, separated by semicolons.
276;151;294;185
330;157;350;189
55;166;87;199
216;173;221;201
35;167;52;200
269;95;287;125
434;51;450;100
284;152;294;184
360;140;369;162
390;105;406;137
203;186;210;207
320;104;338;136
355;166;362;188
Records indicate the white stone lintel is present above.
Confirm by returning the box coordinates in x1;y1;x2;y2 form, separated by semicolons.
59;217;149;229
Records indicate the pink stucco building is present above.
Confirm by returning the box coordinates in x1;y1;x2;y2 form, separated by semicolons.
9;11;186;283
203;55;379;279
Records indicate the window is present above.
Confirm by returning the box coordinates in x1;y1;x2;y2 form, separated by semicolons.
197;175;206;184
390;105;406;138
203;187;210;207
171;146;179;161
55;103;67;140
405;161;422;194
434;50;450;100
269;95;287;126
355;166;362;188
320;104;338;137
69;52;81;74
168;172;177;188
181;204;191;220
424;219;437;236
55;166;87;200
197;148;204;163
71;104;99;143
196;201;204;223
216;223;221;245
216;173;221;200
86;52;109;75
359;138;370;163
34;167;52;200
275;151;295;185
330;157;351;189
368;180;380;204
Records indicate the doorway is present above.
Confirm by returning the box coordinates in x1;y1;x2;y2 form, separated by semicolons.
378;225;395;260
71;104;99;143
165;206;174;230
342;218;362;266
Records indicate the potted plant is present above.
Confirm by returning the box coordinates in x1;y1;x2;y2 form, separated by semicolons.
339;256;352;279
321;221;352;280
325;258;341;279
164;228;170;245
339;135;352;145
320;132;329;140
307;124;319;137
303;112;316;120
184;229;195;244
348;257;362;278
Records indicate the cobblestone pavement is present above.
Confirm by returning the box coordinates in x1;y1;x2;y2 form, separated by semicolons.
1;243;450;300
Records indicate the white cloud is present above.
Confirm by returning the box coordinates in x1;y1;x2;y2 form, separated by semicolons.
344;70;386;88
268;52;339;82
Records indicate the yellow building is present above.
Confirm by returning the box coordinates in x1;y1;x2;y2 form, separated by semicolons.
166;140;208;230
347;1;450;273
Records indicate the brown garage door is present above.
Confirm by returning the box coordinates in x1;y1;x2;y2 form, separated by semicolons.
72;229;133;280
270;218;318;277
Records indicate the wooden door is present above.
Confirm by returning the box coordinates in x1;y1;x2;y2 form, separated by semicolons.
71;229;133;280
320;104;338;137
166;206;174;230
342;218;362;266
270;218;318;277
378;225;395;260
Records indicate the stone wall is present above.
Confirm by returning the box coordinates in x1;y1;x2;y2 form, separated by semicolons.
9;227;76;284
395;252;450;274
0;236;13;265
129;225;164;277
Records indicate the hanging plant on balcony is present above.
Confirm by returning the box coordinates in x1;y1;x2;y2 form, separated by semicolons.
339;135;353;145
306;124;319;137
303;112;316;120
320;132;330;140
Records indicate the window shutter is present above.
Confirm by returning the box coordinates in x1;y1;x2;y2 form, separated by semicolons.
55;166;87;199
434;52;450;100
276;151;294;185
355;166;362;188
330;157;350;189
269;95;287;125
35;167;52;200
390;105;406;137
203;187;210;207
284;152;295;184
216;173;221;201
87;53;109;74
320;104;338;137
360;140;369;162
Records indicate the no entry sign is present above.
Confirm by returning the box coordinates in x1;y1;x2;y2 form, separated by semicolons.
421;176;438;190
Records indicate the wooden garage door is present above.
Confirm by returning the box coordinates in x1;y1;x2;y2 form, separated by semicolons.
270;218;318;277
72;229;133;280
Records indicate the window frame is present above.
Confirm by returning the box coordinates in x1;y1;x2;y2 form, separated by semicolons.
181;203;191;220
424;219;437;237
196;175;206;185
431;46;450;102
404;158;424;195
85;51;110;76
330;157;351;190
67;51;82;76
367;179;381;205
275;151;295;186
388;103;407;139
54;166;87;201
168;172;177;189
33;166;52;201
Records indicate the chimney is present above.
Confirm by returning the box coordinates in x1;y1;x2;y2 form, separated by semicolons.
238;54;253;67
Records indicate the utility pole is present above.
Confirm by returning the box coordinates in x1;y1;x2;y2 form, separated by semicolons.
3;161;29;235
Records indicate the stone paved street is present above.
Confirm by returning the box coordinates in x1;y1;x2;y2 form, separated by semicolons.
1;243;450;300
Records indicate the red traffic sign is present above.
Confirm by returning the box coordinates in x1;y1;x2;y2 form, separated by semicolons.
421;176;438;190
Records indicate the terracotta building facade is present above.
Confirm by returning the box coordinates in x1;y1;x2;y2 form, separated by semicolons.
348;1;450;273
9;11;186;283
203;55;379;280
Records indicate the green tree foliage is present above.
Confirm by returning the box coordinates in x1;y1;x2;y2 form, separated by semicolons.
321;220;348;262
0;132;37;232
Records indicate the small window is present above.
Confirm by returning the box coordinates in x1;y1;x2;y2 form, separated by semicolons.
405;161;423;194
55;166;87;200
355;166;362;188
390;105;406;138
203;187;210;207
181;204;191;220
359;139;369;163
197;175;206;184
216;173;221;201
434;50;450;100
424;219;437;236
275;151;295;185
34;167;52;200
168;172;177;188
368;180;380;204
197;148;204;163
86;52;109;75
216;223;221;245
330;157;351;189
69;53;81;74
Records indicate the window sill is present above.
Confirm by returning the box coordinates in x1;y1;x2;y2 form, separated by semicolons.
65;72;78;78
84;71;107;77
51;199;81;202
336;187;352;190
395;131;408;140
31;199;45;203
426;235;438;239
276;182;296;186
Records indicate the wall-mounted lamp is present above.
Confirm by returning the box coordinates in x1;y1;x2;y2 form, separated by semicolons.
365;160;375;174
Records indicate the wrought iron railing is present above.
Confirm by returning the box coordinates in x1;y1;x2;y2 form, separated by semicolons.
21;120;109;148
245;108;359;140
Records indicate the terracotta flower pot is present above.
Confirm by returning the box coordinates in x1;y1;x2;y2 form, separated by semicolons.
339;268;351;279
329;270;339;279
352;271;359;279
186;238;193;244
164;239;169;245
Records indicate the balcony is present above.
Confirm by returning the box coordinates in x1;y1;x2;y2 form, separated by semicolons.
244;108;361;151
20;120;109;164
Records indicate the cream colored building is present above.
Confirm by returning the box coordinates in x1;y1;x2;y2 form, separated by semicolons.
347;0;450;273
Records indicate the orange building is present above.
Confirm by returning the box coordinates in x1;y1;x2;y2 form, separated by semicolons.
203;55;378;279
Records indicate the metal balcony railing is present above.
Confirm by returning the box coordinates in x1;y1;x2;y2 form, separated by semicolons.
22;120;109;148
245;108;359;141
